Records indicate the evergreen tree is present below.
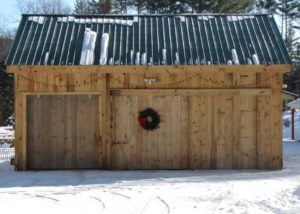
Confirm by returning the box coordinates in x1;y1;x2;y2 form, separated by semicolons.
210;0;255;13
89;0;113;14
113;0;130;14
257;0;300;40
141;0;256;14
184;0;213;13
256;0;276;12
285;18;299;54
0;37;13;126
258;1;300;94
144;0;178;14
74;0;91;14
132;0;145;14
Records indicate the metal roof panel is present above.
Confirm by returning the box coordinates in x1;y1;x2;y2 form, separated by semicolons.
6;14;291;66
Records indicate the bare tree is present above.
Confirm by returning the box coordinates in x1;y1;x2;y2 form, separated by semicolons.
0;16;15;38
16;0;72;14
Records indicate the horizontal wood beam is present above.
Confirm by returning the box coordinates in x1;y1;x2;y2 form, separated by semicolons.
7;64;291;74
110;88;272;96
21;92;103;96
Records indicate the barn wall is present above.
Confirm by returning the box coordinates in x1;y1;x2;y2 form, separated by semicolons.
13;71;282;170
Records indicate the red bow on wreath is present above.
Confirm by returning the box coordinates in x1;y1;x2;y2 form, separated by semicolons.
138;118;147;126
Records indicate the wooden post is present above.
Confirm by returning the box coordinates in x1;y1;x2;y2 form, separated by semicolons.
291;108;295;140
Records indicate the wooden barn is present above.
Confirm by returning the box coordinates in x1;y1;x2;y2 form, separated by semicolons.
6;14;291;170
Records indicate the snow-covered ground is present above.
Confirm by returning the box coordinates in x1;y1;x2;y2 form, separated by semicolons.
1;113;300;213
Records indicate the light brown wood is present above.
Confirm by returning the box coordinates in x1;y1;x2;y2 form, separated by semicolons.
27;95;101;169
111;96;189;169
110;88;272;96
271;73;283;169
12;67;285;170
7;64;292;74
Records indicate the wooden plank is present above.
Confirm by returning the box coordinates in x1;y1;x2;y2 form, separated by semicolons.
171;96;181;168
7;64;292;74
122;95;131;169
211;95;218;169
76;96;86;168
271;73;283;169
128;96;139;169
221;74;234;169
26;96;34;169
110;88;272;96
157;96;168;169
111;96;121;169
179;96;189;169
101;74;109;169
217;95;234;169
189;96;201;169
22;92;102;95
64;95;74;168
232;93;241;169
199;95;213;169
26;95;100;169
215;95;225;169
136;96;144;168
14;75;28;170
150;96;160;169
256;95;272;169
165;96;173;168
240;96;257;169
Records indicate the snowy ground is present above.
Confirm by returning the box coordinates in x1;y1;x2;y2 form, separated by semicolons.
1;113;300;213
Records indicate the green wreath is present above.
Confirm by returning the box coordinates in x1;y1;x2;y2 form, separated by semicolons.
138;108;160;131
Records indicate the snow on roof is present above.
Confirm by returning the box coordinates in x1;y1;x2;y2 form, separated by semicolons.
6;14;292;66
288;98;300;109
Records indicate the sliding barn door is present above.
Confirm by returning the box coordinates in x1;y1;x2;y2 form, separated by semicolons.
112;96;189;169
27;95;102;169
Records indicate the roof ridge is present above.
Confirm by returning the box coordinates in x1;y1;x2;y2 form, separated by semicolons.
21;13;272;17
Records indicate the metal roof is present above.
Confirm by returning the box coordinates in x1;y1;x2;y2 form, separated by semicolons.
6;14;292;66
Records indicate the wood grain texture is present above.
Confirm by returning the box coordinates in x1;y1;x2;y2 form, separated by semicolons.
112;96;189;169
27;95;101;169
8;64;292;74
13;70;284;170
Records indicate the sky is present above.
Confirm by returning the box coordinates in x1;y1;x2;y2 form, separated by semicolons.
0;0;76;30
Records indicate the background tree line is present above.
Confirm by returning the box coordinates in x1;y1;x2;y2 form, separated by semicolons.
0;0;300;125
74;0;255;14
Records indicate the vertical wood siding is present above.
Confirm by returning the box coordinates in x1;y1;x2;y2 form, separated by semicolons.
14;71;282;170
27;95;101;169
